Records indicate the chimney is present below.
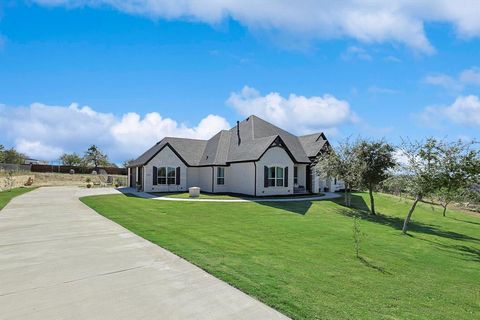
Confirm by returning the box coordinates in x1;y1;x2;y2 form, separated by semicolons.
236;121;241;145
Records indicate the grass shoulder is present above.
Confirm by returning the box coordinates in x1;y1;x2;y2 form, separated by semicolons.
0;187;36;210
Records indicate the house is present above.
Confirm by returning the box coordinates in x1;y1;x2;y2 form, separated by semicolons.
24;158;49;165
127;115;343;196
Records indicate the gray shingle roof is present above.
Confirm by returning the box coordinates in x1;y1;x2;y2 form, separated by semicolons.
128;137;207;167
128;115;327;167
298;133;328;157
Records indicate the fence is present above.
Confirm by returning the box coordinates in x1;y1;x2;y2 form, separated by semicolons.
30;164;127;175
0;163;31;172
0;163;126;175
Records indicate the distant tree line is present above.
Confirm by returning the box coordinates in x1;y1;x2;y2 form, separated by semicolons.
0;145;27;164
60;145;118;168
315;137;480;234
0;144;120;168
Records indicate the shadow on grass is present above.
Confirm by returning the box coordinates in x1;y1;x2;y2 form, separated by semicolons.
414;236;480;263
256;201;313;216
358;256;391;275
333;194;480;244
449;217;480;226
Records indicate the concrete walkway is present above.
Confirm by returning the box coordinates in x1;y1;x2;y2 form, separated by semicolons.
119;188;341;203
0;186;288;320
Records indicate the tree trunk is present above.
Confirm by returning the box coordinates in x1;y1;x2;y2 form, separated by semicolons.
369;187;376;215
402;196;421;234
442;204;447;217
344;183;349;207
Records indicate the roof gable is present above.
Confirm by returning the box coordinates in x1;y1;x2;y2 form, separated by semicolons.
129;115;330;167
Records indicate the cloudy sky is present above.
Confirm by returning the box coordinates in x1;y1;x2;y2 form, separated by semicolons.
0;1;479;163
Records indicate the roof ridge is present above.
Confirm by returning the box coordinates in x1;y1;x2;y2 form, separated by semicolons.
299;132;322;138
213;130;225;163
165;136;208;142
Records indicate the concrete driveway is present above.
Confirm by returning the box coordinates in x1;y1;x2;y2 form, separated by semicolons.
0;187;288;320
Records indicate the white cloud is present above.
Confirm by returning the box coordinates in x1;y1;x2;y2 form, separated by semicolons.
443;95;480;125
111;112;229;156
0;102;230;162
459;67;480;86
16;140;64;160
419;95;480;126
227;86;356;134
32;0;480;54
341;46;372;61
384;55;402;63
424;74;462;92
424;66;480;92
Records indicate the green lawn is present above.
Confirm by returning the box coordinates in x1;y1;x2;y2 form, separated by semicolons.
81;192;480;320
0;187;35;210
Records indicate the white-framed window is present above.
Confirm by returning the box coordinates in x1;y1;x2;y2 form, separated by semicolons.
158;166;176;185
294;166;298;185
268;166;284;187
217;167;225;185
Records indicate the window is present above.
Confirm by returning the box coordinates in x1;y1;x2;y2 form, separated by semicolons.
217;167;225;185
158;167;166;185
276;167;284;186
158;166;176;185
294;166;298;184
268;166;284;187
167;167;176;185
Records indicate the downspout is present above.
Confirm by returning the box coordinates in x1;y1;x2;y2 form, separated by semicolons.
254;162;257;196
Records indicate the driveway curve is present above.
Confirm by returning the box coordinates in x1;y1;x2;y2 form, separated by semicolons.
0;186;288;320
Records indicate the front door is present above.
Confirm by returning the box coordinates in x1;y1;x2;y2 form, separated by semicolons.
129;168;134;187
137;167;143;190
306;165;312;192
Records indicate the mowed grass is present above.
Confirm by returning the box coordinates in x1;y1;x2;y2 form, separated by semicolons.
81;192;480;320
0;187;35;210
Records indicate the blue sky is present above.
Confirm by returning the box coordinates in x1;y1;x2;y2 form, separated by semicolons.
0;1;479;163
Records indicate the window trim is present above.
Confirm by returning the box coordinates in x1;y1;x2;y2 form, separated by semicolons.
157;166;176;185
217;167;225;185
